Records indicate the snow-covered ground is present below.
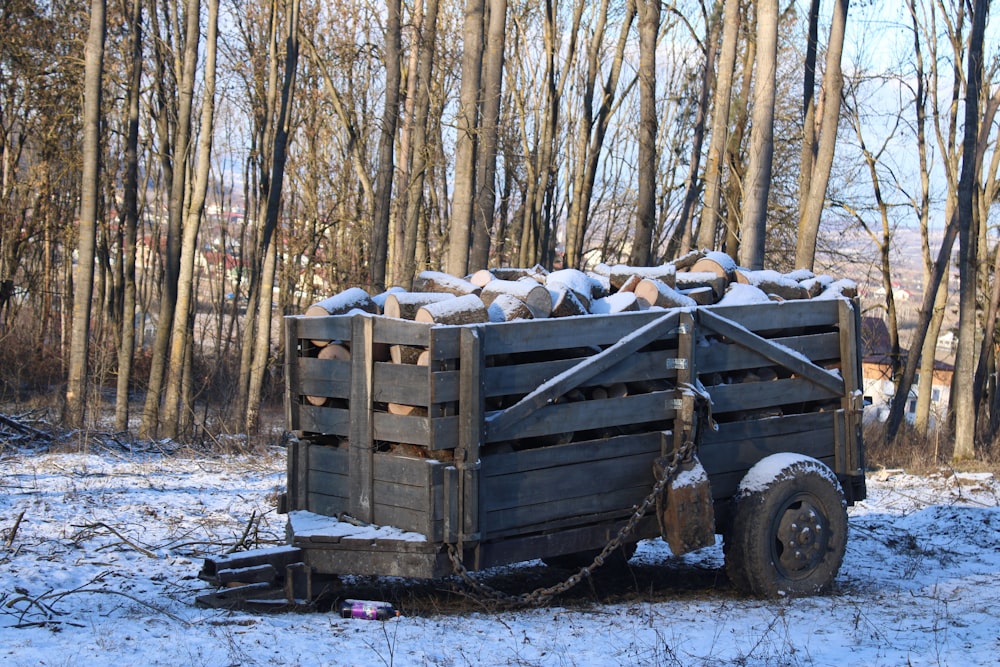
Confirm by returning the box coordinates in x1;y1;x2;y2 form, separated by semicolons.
1;446;997;666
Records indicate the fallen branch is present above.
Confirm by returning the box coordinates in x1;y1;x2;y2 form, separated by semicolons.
73;522;158;559
4;510;24;548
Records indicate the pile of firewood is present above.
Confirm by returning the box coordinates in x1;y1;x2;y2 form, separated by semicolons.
304;250;857;326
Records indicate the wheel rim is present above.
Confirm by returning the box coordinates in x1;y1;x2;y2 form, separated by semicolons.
770;492;830;580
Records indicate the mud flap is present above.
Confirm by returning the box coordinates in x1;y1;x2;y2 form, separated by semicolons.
654;453;716;556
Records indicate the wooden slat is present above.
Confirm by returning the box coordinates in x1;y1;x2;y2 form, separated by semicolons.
480;310;677;356
485;390;676;443
285;318;302;431
706;377;836;413
296;357;351;400
373;453;436;487
486;311;680;441
307;441;348;472
307;491;349;517
289;314;354;343
697;331;841;375
372;412;459;449
458;327;484;541
706;299;840;333
349;315;375;522
706;456;837;501
483;431;661;476
306;469;350;499
482;485;651;535
483;348;680;399
297;404;350;436
698;308;845;395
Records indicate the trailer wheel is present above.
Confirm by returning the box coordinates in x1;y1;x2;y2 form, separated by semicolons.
725;454;847;597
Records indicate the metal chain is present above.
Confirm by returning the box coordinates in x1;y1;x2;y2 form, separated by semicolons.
446;436;699;608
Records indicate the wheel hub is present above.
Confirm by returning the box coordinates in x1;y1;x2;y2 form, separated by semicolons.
773;496;828;577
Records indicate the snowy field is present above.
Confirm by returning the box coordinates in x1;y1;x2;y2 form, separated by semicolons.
1;445;998;667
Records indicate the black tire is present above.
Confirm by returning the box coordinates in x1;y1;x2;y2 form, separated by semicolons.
725;454;847;597
542;542;636;571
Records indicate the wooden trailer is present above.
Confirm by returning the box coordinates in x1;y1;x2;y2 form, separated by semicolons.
199;296;865;606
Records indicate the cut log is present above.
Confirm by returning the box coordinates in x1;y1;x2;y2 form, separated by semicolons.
672;249;708;270
674;272;730;301
304;288;379;346
689;250;739;283
593;263;677;291
544;268;594;311
800;274;834;298
383;292;455;320
412;270;481;296
488;292;534;322
305;343;350;406
372;286;406;310
388;354;430;414
414;293;489;324
490;266;547;283
617;274;643;293
549;287;588;318
304;287;379;317
634;278;698;309
590;382;628;400
480;278;552;318
468;269;495;288
591;291;641;314
741;269;810;300
816;278;858;299
679;286;716;305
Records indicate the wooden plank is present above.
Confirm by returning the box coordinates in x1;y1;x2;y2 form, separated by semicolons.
371;363;460;405
289;314;354;343
698;308;845;395
483;347;680;399
307;491;349;517
297;404;350;436
706;377;836;413
482;484;652;535
707;299;840;333
706;456;837;501
372;504;441;538
480;310;682;356
372;453;436;488
306;469;350;499
485;390;676;443
697;331;841;375
372;412;459;449
285;318;302;431
481;450;656;510
458;326;484;541
482;431;661;476
307;441;348;472
486;311;681;441
698;414;839;476
296;357;352;401
349;315;375;522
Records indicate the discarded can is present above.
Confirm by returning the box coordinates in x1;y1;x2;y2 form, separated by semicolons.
339;599;399;620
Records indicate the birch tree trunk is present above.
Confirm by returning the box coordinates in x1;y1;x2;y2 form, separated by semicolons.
65;0;106;428
739;0;777;270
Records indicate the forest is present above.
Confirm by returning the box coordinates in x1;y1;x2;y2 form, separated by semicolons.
0;0;997;462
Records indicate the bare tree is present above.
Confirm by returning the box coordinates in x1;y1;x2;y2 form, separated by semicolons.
739;0;778;269
65;0;106;428
629;0;660;266
795;0;849;271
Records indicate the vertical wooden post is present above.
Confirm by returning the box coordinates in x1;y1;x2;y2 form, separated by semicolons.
349;315;375;523
838;298;863;473
458;326;484;559
673;310;697;454
284;316;301;432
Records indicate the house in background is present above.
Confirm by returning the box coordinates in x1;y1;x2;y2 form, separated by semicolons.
860;317;953;426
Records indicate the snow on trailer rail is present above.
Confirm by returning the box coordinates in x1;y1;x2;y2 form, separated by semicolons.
197;258;866;609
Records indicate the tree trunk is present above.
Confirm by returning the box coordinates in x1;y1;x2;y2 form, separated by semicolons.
114;0;143;433
630;0;660;266
370;0;402;292
952;0;989;461
470;0;507;272
162;0;219;439
140;0;201;439
738;0;777;270
65;0;106;428
246;0;300;434
447;0;485;277
795;0;849;271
